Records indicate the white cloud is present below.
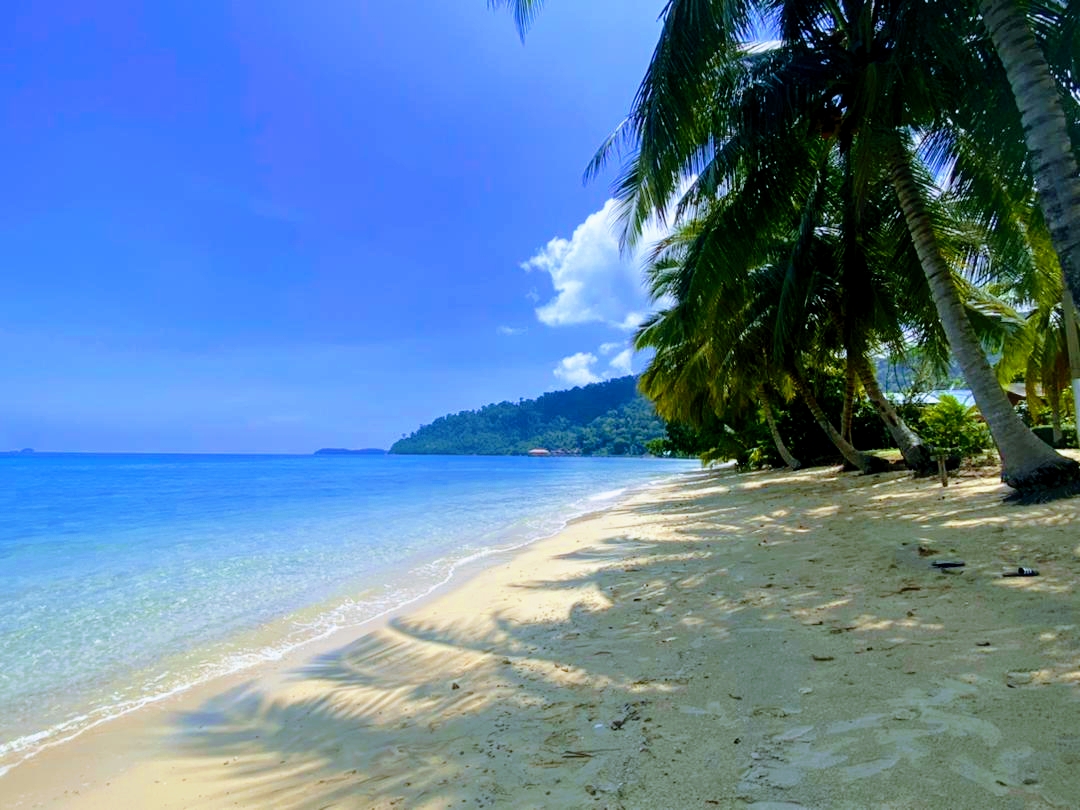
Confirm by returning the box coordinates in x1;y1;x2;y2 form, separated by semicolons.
553;352;602;386
522;199;665;331
496;325;526;336
553;344;637;388
608;348;634;376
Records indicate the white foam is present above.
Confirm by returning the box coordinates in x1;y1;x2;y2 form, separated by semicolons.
587;488;627;502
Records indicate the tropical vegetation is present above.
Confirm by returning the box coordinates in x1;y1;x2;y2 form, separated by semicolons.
492;0;1080;497
390;376;666;456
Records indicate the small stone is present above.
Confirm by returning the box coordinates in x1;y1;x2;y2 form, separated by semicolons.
451;682;460;690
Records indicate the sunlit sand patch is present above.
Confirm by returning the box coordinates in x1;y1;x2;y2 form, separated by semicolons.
993;576;1072;595
939;515;1010;528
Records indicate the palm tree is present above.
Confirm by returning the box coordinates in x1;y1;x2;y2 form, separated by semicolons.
639;184;893;474
487;0;543;32
636;305;804;470
635;226;805;469
597;1;1079;492
975;0;1080;310
491;0;1080;491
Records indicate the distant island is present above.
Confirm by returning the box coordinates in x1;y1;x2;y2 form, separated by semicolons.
2;448;35;455
390;376;665;456
314;448;387;456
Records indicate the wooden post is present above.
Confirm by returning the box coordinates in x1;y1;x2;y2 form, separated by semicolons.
937;456;949;487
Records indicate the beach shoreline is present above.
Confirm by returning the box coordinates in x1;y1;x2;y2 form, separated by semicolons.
5;462;1080;809
0;460;691;781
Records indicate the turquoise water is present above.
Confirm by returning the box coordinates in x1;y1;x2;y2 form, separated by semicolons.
0;453;696;774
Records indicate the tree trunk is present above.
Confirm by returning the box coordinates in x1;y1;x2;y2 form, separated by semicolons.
760;388;800;470
841;359;856;444
1064;287;1080;433
851;353;937;474
790;366;886;473
889;144;1079;493
1050;388;1063;446
979;0;1080;318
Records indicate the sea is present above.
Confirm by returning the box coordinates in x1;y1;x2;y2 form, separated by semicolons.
0;452;697;776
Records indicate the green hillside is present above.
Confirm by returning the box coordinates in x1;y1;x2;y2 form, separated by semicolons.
390;376;665;456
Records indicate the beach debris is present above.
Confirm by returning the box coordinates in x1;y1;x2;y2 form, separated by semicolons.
751;706;799;718
1002;567;1040;577
931;560;965;569
609;702;643;730
583;782;618;795
917;546;939;557
811;654;835;661
1005;671;1035;687
451;682;460;690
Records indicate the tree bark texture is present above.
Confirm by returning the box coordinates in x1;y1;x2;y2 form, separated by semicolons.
889;144;1079;491
760;388;801;470
979;0;1080;315
791;366;886;473
851;353;937;473
841;359;856;443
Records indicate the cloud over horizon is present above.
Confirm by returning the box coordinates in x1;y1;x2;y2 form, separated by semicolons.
552;341;638;388
553;352;602;386
522;199;662;332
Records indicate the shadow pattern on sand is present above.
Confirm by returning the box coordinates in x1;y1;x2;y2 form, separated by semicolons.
168;466;1080;809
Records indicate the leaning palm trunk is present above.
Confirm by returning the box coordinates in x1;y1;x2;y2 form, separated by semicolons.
889;145;1080;492
790;366;885;473
851;353;937;474
760;388;800;470
978;0;1080;313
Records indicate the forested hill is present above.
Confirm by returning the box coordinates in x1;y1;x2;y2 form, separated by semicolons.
390;376;665;456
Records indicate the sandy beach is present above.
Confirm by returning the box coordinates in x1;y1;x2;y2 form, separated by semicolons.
5;462;1080;809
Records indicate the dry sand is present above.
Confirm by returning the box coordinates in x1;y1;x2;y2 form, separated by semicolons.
4;461;1080;809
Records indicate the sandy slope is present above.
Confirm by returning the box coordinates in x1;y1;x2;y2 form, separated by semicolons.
5;462;1080;809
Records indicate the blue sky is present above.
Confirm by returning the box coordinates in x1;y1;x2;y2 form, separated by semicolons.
1;1;667;453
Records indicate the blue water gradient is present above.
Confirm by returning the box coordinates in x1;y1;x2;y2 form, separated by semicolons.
0;453;696;771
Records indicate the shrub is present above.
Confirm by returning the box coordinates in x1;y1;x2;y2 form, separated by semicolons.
920;395;992;458
1059;422;1078;449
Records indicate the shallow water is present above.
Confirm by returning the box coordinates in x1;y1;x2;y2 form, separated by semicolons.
0;452;696;773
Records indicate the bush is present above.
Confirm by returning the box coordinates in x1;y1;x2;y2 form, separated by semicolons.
920;395;991;458
1061;423;1078;449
